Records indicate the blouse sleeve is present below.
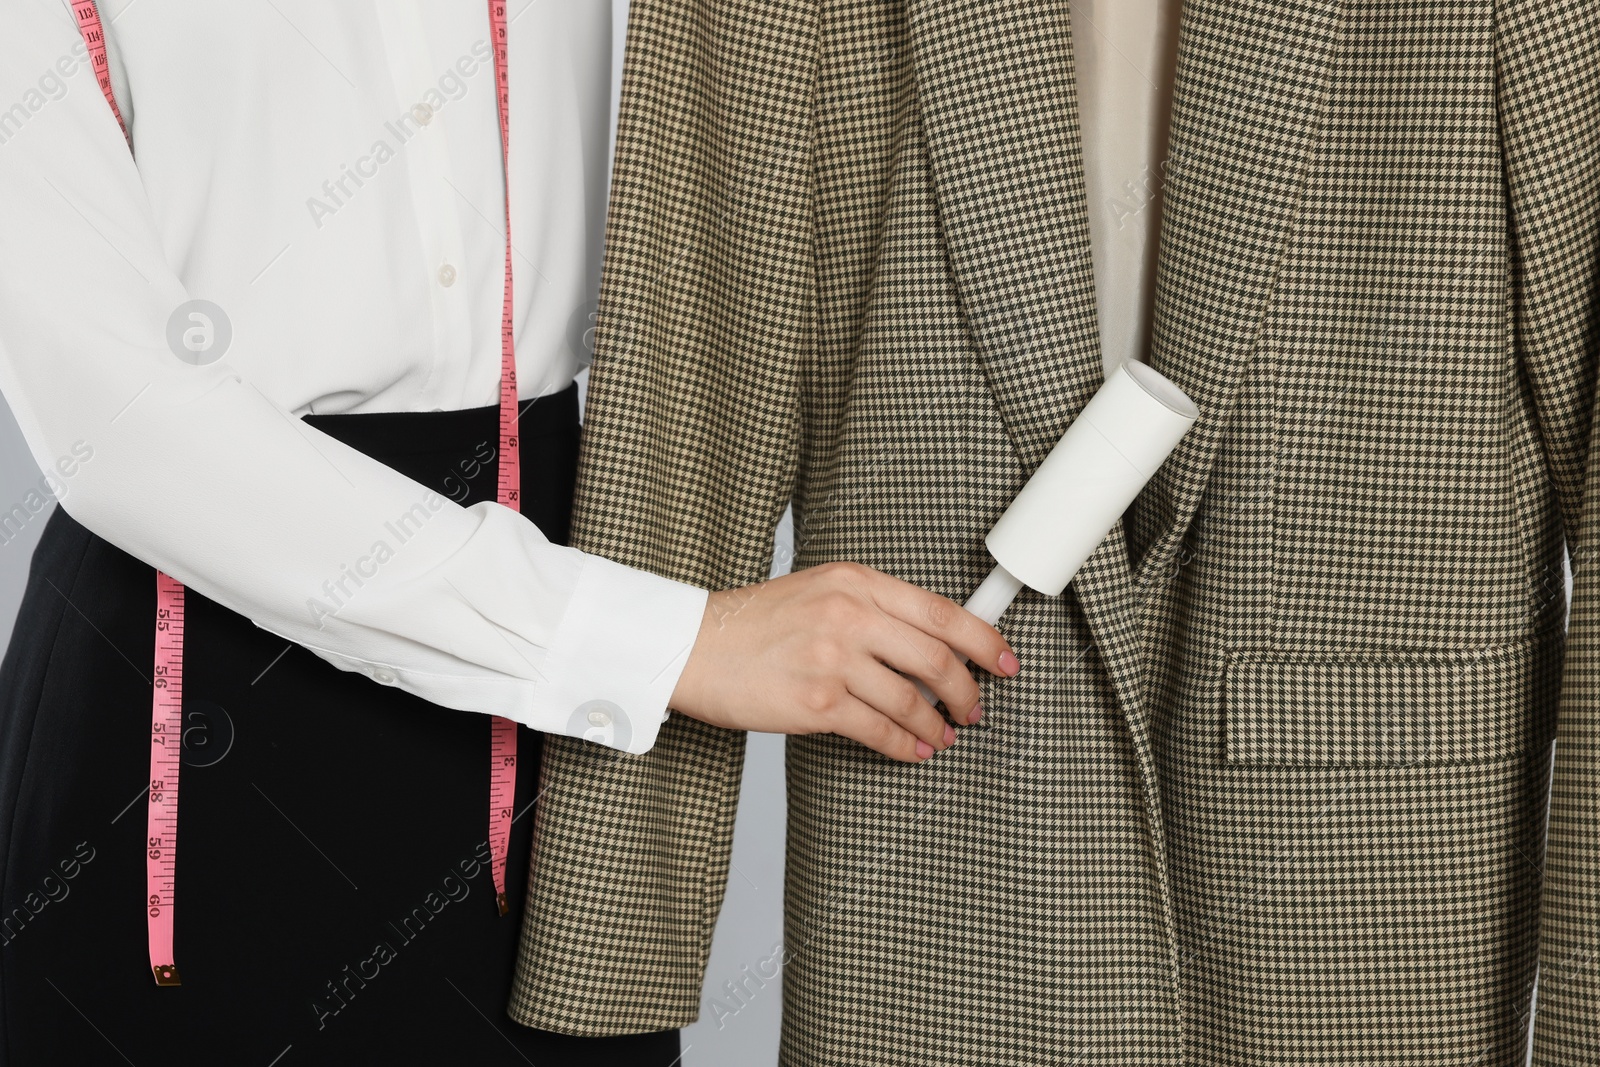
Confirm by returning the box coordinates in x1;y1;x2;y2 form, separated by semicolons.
0;2;707;755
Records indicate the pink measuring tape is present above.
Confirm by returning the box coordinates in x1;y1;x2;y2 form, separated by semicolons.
70;0;525;986
485;0;521;919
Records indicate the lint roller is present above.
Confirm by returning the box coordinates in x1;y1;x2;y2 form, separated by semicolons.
919;358;1200;704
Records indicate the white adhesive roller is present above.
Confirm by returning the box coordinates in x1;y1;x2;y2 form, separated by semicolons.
919;359;1199;703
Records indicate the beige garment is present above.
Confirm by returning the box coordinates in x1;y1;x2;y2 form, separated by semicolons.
1072;0;1182;373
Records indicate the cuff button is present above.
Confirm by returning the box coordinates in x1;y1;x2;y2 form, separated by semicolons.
570;700;632;751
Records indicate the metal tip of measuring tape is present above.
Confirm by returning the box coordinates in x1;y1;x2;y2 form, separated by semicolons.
152;965;181;987
496;892;509;917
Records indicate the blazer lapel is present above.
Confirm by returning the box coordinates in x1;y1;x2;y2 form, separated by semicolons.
1136;0;1348;583
905;0;1148;722
906;0;1348;949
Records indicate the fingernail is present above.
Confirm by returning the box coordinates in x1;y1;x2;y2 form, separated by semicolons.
916;740;935;760
942;724;956;747
968;703;984;725
999;650;1021;676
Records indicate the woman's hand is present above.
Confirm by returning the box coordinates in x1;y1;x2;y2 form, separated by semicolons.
669;561;1021;762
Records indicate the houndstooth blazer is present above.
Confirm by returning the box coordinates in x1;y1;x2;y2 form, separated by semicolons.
508;1;1600;1063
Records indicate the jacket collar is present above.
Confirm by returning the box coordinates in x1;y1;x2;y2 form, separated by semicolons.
907;0;1148;715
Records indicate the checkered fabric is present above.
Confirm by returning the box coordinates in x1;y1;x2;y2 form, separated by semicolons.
508;0;1600;1064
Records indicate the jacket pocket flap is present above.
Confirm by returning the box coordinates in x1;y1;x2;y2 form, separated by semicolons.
1224;631;1563;767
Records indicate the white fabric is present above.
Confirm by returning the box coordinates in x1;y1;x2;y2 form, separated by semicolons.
1070;0;1183;374
0;0;706;755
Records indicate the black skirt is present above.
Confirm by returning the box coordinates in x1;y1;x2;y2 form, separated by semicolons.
0;388;679;1065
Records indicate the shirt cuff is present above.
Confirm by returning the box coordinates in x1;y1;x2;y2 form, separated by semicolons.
259;549;707;757
524;552;708;755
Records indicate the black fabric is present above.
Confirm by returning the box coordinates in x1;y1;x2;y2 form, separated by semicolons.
0;387;680;1065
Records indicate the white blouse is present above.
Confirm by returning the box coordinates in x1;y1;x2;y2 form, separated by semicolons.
0;0;705;755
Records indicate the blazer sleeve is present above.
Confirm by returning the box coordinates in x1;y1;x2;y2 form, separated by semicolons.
1501;1;1600;1062
505;0;820;1035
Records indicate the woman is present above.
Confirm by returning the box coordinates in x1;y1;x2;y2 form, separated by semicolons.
0;2;1013;1064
